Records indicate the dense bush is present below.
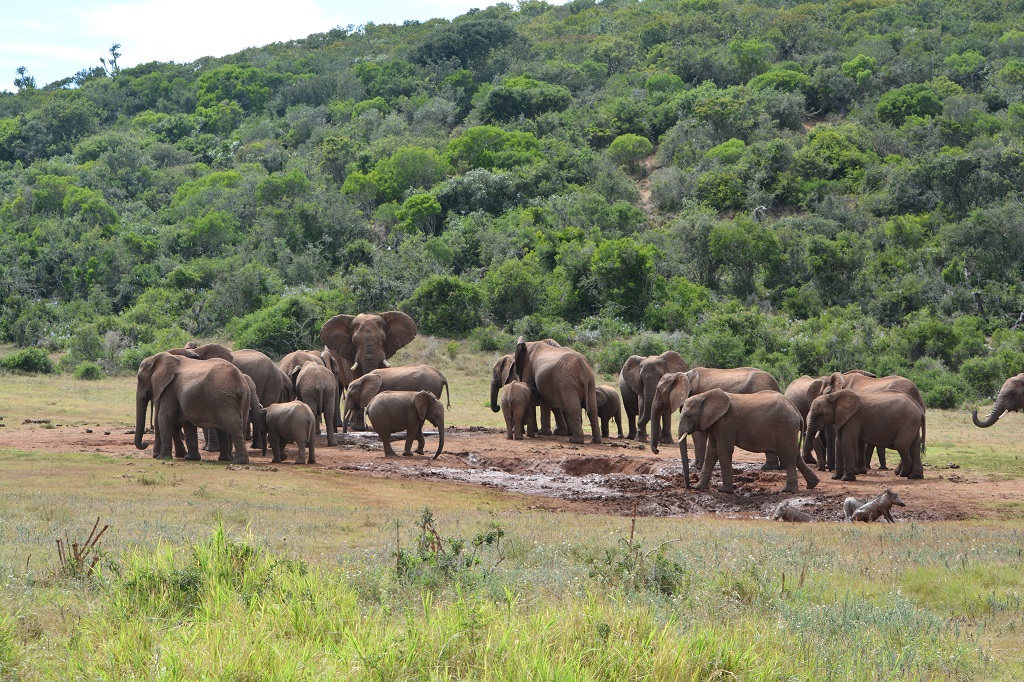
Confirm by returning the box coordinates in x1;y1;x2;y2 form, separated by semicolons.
0;348;55;374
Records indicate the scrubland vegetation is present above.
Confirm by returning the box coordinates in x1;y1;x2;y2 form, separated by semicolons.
2;0;1024;407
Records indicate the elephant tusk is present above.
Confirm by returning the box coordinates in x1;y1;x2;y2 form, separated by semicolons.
350;362;360;373
382;359;391;368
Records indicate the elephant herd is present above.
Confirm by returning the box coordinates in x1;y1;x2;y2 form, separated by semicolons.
132;309;1020;496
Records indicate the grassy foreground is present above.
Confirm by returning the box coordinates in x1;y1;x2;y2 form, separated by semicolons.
1;352;1024;680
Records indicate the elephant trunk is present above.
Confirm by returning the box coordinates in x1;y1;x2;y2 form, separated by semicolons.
638;379;656;436
432;418;445;459
802;418;817;463
680;435;690;488
135;391;150;450
972;397;1008;427
490;379;501;413
650;409;662;454
354;348;386;378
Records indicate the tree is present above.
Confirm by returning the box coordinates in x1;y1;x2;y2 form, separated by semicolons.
590;238;662;324
14;66;35;91
401;275;483;337
606;134;653;174
877;83;944;126
100;44;122;78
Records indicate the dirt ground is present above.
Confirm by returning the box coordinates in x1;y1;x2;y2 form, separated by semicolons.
4;417;1023;523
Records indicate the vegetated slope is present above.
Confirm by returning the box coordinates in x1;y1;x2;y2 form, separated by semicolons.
1;0;1024;408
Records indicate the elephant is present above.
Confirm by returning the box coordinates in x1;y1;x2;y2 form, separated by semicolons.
972;373;1024;428
172;343;290;451
678;389;819;494
343;364;450;431
365;390;445;458
257;400;317;465
134;353;251;464
618;351;689;443
596;385;624;439
785;375;830;469
489;351;564;436
280;348;349;436
649;367;781;470
290;361;339;446
501;380;533;440
320;311;417;430
804;390;925;481
823;371;925;474
512;336;602;444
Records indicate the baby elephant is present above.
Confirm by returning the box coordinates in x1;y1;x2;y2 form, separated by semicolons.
257;400;317;465
850;489;906;522
596;385;624;439
365;390;445;458
501;380;533;440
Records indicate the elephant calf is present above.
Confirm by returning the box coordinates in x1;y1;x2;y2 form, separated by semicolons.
258;400;317;465
501;381;533;440
365;390;445;458
596;385;624;439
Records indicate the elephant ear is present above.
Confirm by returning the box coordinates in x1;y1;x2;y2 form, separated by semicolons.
499;355;516;385
824;372;845;394
320;314;356;361
514;337;529;379
660;350;689;373
414;390;432;421
166;348;202;359
380;311;417;358
621;355;643;394
539;338;561;348
698;389;731;431
833;391;861;430
657;372;691;413
596;387;608;408
151;353;181;406
321;349;340;375
194;343;233;361
290;366;302;394
685;368;700;393
324;347;354;388
358;374;384;406
808;378;825;400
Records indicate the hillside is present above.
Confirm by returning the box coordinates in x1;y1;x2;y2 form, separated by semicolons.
2;0;1024;405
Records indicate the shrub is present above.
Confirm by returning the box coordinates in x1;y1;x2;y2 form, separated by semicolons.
74;361;105;380
470;324;515;352
595;340;634;375
0;348;55;374
401;275;483;338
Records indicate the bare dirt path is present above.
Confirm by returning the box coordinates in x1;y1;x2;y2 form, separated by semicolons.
3;419;1021;522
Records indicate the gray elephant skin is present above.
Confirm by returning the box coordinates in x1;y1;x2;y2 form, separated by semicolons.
805;390;925;481
595;385;624;439
280;348;351;435
618;351;688;443
365;390;445;458
490;352;561;436
134;353;252;464
678;388;819;494
290;361;339;446
972;372;1024;428
513;337;602;444
501;380;533;440
320;311;418;430
649;367;781;471
344;364;450;431
258;400;317;465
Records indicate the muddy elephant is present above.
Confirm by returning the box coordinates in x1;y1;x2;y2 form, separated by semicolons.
618;351;688;443
824;371;925;474
343;364;450;431
365;390;445;458
972;373;1024;428
489;351;562;436
596;385;624;439
678;389;819;494
649;367;781;470
134;353;251;464
257;400;317;465
513;337;601;444
805;390;925;481
501;380;533;440
320;311;417;430
290;361;338;446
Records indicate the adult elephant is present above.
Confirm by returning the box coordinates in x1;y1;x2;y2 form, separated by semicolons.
134;353;251;464
512;337;601;444
785;375;830;468
649;367;781;469
343;364;450;431
280;349;349;436
972;373;1024;428
290;361;338;446
824;371;925;474
320;311;417;430
618;351;689;443
488;353;564;437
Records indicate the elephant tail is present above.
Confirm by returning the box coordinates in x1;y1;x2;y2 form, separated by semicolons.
921;412;926;454
443;379;451;409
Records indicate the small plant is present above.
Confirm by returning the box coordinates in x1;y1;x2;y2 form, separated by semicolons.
55;517;109;579
393;507;505;587
137;475;157;486
73;361;104;380
0;348;54;374
445;340;460;360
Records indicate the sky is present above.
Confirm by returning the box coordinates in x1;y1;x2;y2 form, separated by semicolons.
1;0;560;91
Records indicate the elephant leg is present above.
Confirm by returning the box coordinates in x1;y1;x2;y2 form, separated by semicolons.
839;433;858;482
695;435;719;490
230;429;250;465
615;413;623;439
659;413;674;445
600;415;609;439
761;451;781;471
380;432;398;458
693;431;708;471
553;408;568;437
812;434;826;470
414;424;426;455
270;435;283;463
825;426;836;471
324;398;338;447
718;441;735;494
785;446;819;492
625;406;638;441
538;405;552;436
876;446;888;470
217;428;233;462
155;412;175;459
307;437;316;465
182;423;201;461
526;408;538;438
294;440;307;466
350;407;368;432
172;427;189;459
857;442;869;474
907;437;924;479
504;416;514;440
564;406;585;445
203;428;220;452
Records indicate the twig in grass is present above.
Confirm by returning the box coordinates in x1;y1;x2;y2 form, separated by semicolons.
55;517;109;579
